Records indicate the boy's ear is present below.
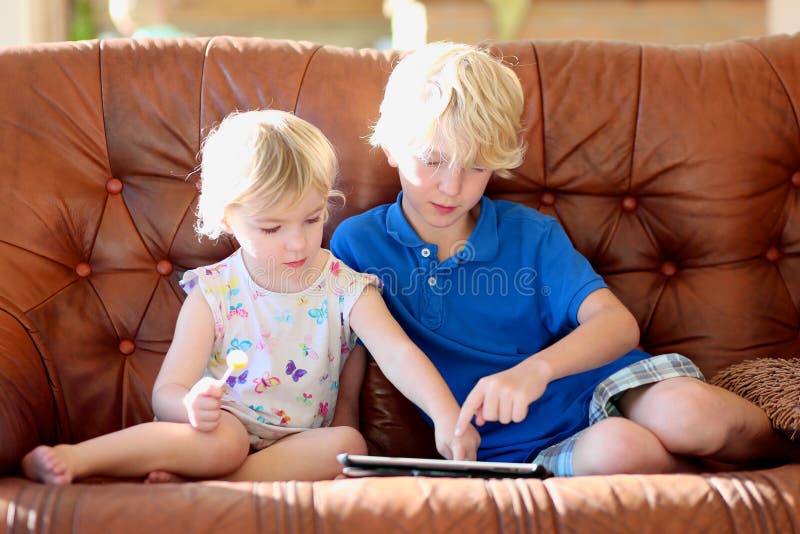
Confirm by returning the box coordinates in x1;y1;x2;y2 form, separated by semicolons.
382;147;398;168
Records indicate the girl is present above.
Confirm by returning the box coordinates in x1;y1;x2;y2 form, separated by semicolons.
22;109;480;485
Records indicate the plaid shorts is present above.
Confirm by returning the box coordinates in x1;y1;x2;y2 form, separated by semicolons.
532;353;704;476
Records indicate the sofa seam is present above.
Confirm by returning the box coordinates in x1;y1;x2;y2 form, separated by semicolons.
530;42;546;190
744;40;800;143
293;43;323;113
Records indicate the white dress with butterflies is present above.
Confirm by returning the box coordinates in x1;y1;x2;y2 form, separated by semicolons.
180;249;378;450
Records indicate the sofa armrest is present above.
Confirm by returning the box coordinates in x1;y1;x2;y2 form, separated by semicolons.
0;308;57;474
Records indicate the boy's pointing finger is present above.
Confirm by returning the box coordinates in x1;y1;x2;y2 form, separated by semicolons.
455;385;485;436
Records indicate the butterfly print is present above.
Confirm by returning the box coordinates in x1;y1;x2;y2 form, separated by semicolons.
274;309;294;324
227;302;248;319
285;360;308;382
253;372;281;393
297;393;313;406
300;336;320;360
227;338;252;354
204;264;226;276
272;408;291;426
317;402;329;418
249;404;267;424
226;370;248;388
307;299;328;324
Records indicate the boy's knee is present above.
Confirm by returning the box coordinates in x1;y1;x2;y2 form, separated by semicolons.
572;418;672;475
635;378;738;456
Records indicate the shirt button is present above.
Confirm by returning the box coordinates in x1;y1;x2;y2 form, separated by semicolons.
427;276;437;287
421;248;431;258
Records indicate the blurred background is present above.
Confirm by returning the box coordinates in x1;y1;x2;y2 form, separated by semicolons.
2;0;798;49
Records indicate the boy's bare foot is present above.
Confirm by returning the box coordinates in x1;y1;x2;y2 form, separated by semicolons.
21;445;74;485
145;470;187;484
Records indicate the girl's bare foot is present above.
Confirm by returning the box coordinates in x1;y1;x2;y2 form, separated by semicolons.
145;470;187;484
21;446;74;485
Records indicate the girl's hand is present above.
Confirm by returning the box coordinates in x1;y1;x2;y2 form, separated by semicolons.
436;422;481;461
455;360;551;434
182;377;224;432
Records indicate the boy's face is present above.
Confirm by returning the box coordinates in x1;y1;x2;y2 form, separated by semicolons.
384;143;492;241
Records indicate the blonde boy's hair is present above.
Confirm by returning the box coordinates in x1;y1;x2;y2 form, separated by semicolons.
371;41;525;179
196;110;340;240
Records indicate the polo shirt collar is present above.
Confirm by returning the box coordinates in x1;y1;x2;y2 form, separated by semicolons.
385;193;499;263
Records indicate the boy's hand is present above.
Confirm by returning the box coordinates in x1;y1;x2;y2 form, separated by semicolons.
455;364;549;433
183;376;224;432
435;421;481;461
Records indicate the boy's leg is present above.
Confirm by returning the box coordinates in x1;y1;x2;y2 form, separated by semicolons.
222;425;368;481
569;416;703;476
22;411;250;484
618;377;800;465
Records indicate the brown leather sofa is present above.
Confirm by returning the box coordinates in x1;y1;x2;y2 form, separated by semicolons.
1;34;799;532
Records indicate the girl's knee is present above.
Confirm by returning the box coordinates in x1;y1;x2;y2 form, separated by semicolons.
329;426;368;456
205;417;251;474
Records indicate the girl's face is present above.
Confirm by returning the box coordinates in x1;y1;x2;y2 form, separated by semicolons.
384;143;492;244
223;189;328;292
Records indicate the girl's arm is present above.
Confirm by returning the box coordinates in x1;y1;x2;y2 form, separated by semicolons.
456;288;640;432
151;285;217;424
349;285;480;460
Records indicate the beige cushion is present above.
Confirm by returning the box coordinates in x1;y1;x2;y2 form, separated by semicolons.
709;357;800;441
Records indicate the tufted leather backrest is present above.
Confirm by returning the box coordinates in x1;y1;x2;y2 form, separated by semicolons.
0;36;798;458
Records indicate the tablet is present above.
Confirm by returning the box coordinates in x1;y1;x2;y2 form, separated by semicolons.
337;453;552;479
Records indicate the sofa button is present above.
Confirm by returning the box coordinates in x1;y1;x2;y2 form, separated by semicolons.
106;178;123;194
119;339;136;355
765;246;781;262
792;172;800;187
540;192;555;206
661;261;677;277
75;262;92;277
156;259;174;276
621;196;637;212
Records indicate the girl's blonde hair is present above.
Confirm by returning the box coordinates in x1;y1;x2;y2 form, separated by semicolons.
370;41;525;179
196;110;341;240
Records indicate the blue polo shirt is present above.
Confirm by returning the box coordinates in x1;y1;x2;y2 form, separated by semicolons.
331;194;648;462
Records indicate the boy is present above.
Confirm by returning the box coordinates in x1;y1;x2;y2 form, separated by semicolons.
331;41;797;476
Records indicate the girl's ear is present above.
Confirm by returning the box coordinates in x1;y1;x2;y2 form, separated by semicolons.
382;146;398;168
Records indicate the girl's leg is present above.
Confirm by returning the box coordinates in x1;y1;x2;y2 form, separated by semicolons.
223;425;368;481
22;411;250;484
618;377;799;465
570;416;702;476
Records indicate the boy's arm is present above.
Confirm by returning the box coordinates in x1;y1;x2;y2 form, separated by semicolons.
349;285;480;460
330;344;366;429
151;285;217;423
456;288;639;432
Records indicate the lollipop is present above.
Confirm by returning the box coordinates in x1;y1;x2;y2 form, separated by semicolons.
217;349;249;386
